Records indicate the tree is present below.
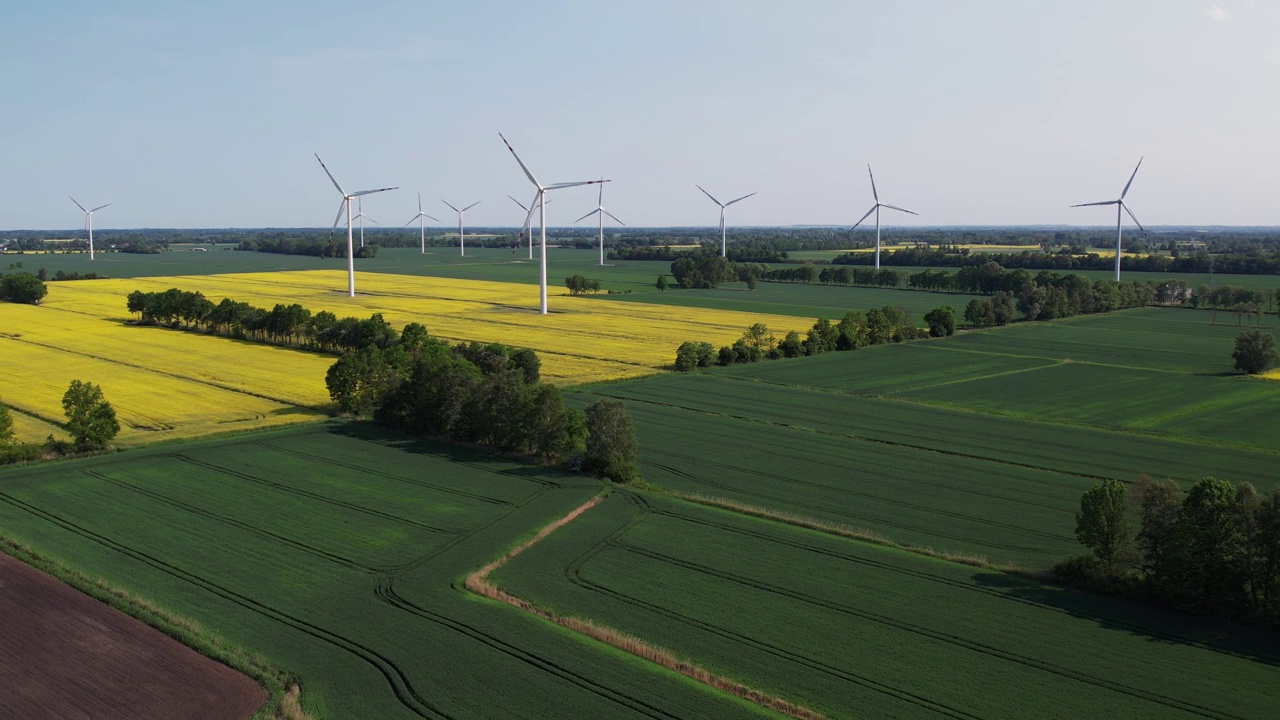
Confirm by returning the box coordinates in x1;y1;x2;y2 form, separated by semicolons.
741;323;775;353
1;272;48;304
674;341;715;371
1134;475;1184;595
0;399;13;446
778;330;804;358
582;399;638;483
655;274;669;291
1075;479;1131;568
1232;331;1279;374
1181;477;1247;612
964;298;992;328
924;306;956;337
989;291;1014;326
803;318;838;354
61;380;120;450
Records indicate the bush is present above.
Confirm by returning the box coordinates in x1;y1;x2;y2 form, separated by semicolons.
1232;331;1279;374
924;305;956;337
674;341;715;371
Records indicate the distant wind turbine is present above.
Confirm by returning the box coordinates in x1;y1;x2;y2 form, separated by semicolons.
509;195;551;259
352;197;378;248
499;133;609;315
574;179;625;266
850;165;918;270
315;154;396;297
442;200;481;256
696;185;756;258
404;192;440;254
69;197;110;261
1071;157;1146;282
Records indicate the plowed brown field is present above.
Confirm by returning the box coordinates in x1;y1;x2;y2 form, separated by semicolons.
0;553;265;720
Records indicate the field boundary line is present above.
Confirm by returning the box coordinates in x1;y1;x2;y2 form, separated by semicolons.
0;534;310;720
463;492;830;720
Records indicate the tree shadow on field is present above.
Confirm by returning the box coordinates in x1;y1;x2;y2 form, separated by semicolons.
970;571;1280;666
322;422;590;485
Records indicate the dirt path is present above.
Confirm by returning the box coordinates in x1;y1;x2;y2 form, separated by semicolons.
0;552;265;720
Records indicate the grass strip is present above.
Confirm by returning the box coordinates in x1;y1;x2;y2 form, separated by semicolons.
0;535;310;720
465;492;828;720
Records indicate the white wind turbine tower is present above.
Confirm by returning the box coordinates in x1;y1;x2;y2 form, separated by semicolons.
696;185;756;258
850;165;918;270
69;197;110;260
315;154;397;297
352;197;378;248
499;133;609;315
404;192;440;254
509;195;551;260
1071;157;1146;282
574;180;625;265
441;199;481;256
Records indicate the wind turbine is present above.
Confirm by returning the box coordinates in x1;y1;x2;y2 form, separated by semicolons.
404;192;440;254
850;165;918;270
696;186;756;258
499;133;609;315
441;199;481;256
315;154;396;297
574;179;625;265
69;197;110;260
1071;157;1146;282
509;194;551;260
352;197;378;248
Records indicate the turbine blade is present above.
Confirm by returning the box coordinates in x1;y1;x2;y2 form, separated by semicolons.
850;205;876;231
696;184;723;206
462;201;481;213
425;214;440;222
1120;156;1143;200
333;200;347;230
868;165;879;202
573;209;599;224
69;196;88;212
441;199;460;213
598;179;604;206
315;154;346;196
498;133;541;188
509;195;529;211
90;203;111;213
365;215;379;224
726;192;757;206
1121;202;1146;234
418;191;423;212
404;216;418;228
1070;200;1119;208
880;203;918;216
603;209;625;226
547;179;608;190
352;186;396;197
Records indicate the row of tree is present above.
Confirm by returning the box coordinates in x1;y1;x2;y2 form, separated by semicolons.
674;305;954;371
759;264;904;288
831;245;1280;275
126;288;415;354
564;275;603;295
325;328;638;482
1065;476;1280;625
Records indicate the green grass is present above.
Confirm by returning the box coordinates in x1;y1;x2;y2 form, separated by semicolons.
0;424;774;719
494;492;1280;720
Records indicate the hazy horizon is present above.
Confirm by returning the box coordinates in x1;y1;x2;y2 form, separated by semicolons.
5;1;1278;230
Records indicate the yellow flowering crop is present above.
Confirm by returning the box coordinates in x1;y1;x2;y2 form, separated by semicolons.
1;271;808;446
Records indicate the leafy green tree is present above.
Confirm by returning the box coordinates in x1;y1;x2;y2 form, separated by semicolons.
778;330;803;358
655;274;669;291
741;323;775;353
835;311;868;350
803;318;838;354
745;274;757;290
523;384;585;461
989;291;1015;326
964;299;992;328
674;341;715;371
583;399;638;483
1075;479;1132;568
61;380;120;450
1;272;48;304
325;347;401;416
1182;477;1247;611
0;400;13;446
924;305;956;337
1135;475;1185;594
1232;330;1279;374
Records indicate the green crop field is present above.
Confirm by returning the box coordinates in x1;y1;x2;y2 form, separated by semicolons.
494;492;1280;720
568;307;1280;567
0;424;773;719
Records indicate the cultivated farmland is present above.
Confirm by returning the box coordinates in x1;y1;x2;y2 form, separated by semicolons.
494;492;1280;719
0;425;770;719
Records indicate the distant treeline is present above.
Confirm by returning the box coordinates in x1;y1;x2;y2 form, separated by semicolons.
831;246;1280;274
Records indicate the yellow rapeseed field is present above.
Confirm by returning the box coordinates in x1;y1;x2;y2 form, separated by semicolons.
2;271;808;446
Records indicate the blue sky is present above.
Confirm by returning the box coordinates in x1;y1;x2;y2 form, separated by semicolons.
3;1;1277;229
